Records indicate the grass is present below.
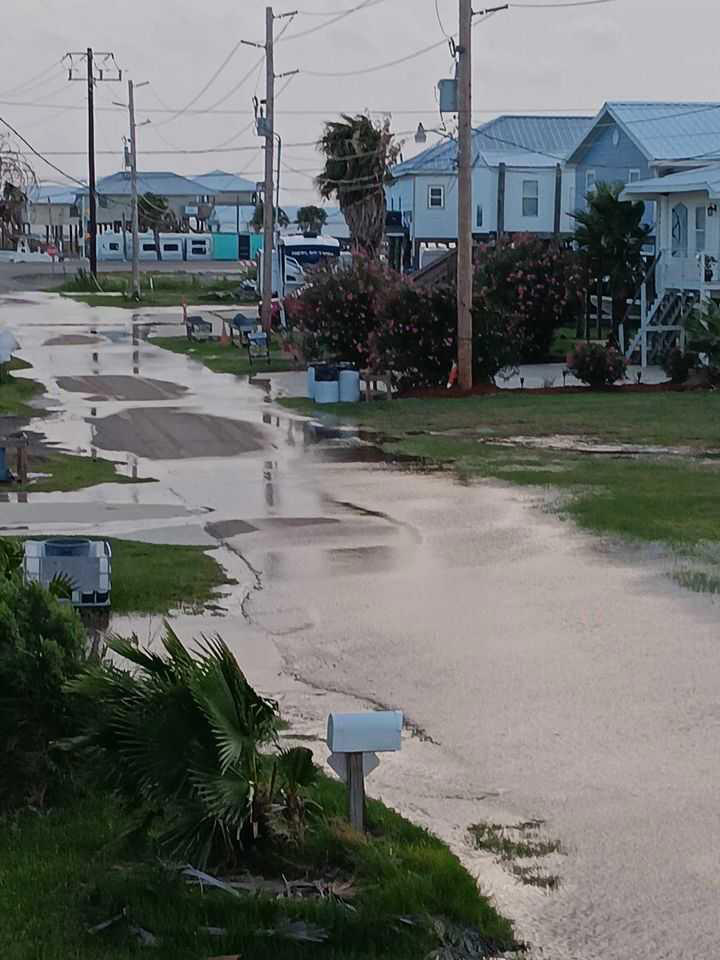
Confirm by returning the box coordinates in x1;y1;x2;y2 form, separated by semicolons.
0;778;519;960
60;271;258;309
279;391;720;563
0;358;44;417
152;336;297;376
468;821;562;891
105;538;236;614
18;450;153;494
279;390;720;449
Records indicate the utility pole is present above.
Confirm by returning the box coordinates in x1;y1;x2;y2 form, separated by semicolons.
261;6;275;332
456;0;473;392
65;50;122;279
128;80;140;299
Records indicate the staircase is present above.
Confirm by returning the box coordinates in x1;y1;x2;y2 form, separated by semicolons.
625;289;694;365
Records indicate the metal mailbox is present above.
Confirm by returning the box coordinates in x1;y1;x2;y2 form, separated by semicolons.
327;711;403;754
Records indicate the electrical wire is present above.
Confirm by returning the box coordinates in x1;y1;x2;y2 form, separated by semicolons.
434;0;452;39
0;61;64;99
510;0;614;6
279;0;386;43
0;116;89;188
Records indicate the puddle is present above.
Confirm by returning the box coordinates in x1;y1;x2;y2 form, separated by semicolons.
485;434;717;458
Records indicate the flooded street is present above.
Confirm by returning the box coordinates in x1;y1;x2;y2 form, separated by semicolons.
3;292;720;960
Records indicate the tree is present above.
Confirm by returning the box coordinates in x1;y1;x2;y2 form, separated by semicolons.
137;192;177;233
316;113;399;257
0;132;36;248
249;198;289;234
572;182;651;332
296;205;328;234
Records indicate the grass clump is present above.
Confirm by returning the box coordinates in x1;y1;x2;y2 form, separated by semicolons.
0;358;44;417
18;450;153;494
152;336;296;376
469;821;562;891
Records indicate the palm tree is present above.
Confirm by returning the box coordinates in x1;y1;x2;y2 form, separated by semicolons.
572;182;651;332
316;114;399;257
296;205;328;235
249;198;289;234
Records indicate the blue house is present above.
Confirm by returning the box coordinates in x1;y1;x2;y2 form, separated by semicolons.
566;101;720;227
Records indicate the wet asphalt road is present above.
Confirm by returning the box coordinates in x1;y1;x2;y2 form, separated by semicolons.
1;291;719;960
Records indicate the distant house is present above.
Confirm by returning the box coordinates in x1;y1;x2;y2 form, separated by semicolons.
76;171;212;231
386;114;593;265
189;170;257;205
25;184;81;250
566;101;720;227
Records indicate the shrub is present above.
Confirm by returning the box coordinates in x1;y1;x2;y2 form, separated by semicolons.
0;573;86;812
66;626;316;868
473;235;585;361
662;346;697;384
370;283;457;391
286;256;397;367
472;301;524;384
567;342;627;387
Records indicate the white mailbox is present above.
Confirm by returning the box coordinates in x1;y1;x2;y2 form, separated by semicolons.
327;711;403;754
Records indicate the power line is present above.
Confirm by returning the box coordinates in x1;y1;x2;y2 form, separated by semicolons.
0;61;63;98
279;0;386;42
434;0;452;39
149;40;246;127
0;115;89;188
510;0;614;7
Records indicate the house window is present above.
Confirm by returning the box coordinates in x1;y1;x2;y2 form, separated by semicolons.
585;169;596;196
398;196;402;211
522;180;539;217
628;169;641;183
427;186;445;209
695;205;706;252
476;204;483;228
390;197;395;211
671;202;688;257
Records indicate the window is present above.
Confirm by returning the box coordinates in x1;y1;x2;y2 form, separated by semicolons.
142;242;157;252
522;180;539;217
191;242;206;254
585;169;596;196
427;185;445;209
390;197;395;211
108;242;120;252
164;242;180;252
671;202;688;257
398;196;402;212
476;204;483;228
695;205;706;252
628;169;641;183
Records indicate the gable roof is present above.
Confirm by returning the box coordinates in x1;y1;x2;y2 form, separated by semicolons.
391;114;594;176
90;171;209;198
567;102;720;165
621;162;720;200
27;184;79;205
190;170;257;194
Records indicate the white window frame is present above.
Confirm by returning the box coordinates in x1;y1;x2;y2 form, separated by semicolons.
585;169;597;196
427;185;445;209
628;168;641;183
522;179;539;218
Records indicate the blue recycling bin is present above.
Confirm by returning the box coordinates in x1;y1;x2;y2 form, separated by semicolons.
0;447;9;483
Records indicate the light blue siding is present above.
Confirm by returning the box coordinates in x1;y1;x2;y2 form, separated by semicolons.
573;117;654;225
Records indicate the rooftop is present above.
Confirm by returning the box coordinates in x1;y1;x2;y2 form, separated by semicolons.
621;163;720;199
190;170;257;195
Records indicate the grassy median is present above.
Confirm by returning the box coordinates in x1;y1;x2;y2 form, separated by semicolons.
0;778;517;960
152;336;297;376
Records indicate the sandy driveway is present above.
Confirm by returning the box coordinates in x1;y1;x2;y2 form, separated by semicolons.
3;292;719;959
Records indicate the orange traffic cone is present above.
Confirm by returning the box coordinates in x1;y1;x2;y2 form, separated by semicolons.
447;361;458;390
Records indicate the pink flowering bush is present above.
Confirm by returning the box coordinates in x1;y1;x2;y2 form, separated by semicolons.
285;256;396;368
567;342;627;387
473;235;585;360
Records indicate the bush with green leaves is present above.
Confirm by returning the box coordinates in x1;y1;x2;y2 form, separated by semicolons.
567;342;627;387
686;299;720;372
66;626;317;868
0;555;86;811
473;234;585;361
662;346;697;384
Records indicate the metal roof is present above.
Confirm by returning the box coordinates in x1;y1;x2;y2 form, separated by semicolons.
27;184;79;204
621;163;720;200
568;102;720;165
90;171;208;197
190;170;257;194
391;114;594;176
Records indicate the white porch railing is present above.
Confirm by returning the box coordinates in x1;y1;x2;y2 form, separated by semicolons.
663;253;720;290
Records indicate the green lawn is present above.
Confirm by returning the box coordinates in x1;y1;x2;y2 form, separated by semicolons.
280;391;720;449
152;336;297;376
60;271;258;310
18;451;153;494
279;392;720;571
0;779;517;960
0;358;44;417
107;538;235;614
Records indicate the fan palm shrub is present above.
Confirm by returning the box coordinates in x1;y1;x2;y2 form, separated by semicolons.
65;625;316;867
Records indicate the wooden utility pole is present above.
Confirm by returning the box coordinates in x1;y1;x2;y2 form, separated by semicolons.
86;48;97;278
456;0;473;391
347;753;366;832
128;80;141;299
261;6;275;332
66;50;121;278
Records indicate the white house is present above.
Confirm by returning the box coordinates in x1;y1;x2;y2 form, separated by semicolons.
622;165;720;364
386;114;593;265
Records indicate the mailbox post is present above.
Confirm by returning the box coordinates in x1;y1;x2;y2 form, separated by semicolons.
327;710;403;832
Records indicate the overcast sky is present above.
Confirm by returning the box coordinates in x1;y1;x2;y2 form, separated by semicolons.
0;0;713;203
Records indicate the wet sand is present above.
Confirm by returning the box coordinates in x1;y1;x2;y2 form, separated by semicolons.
58;374;187;401
90;407;267;459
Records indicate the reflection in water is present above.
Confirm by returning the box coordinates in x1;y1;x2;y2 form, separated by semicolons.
264;459;276;509
17;492;28;504
263;412;272;425
90;407;97;418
